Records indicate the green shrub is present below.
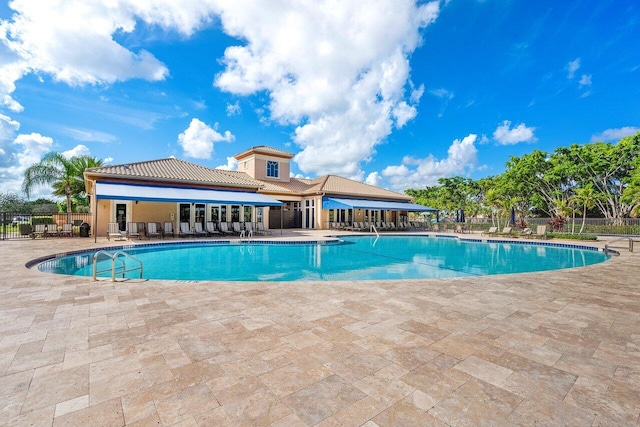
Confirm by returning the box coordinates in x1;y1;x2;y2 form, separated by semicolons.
548;232;598;241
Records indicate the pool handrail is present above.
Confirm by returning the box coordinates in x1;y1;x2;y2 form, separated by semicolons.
93;250;143;281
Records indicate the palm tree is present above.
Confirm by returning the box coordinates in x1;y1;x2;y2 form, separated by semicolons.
22;153;103;223
573;183;601;234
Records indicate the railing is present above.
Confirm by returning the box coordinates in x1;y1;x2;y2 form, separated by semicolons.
1;212;92;240
93;250;143;282
604;237;637;253
239;229;253;242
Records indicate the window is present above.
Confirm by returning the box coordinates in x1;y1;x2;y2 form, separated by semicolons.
179;204;191;223
266;160;279;178
231;205;240;222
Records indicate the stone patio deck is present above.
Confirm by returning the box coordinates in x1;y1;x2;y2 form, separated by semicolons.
1;232;639;426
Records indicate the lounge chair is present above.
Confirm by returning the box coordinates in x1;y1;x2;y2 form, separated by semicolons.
245;222;255;235
232;222;243;235
179;222;195;237
194;222;208;237
497;226;513;237
107;222;126;241
532;225;547;239
31;223;47;239
163;221;175;238
127;222;141;240
59;223;73;237
147;222;161;239
518;228;532;238
387;222;396;231
219;222;233;235
205;221;220;236
256;222;271;235
482;226;498;237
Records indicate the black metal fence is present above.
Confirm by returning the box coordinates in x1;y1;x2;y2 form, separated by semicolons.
0;212;92;240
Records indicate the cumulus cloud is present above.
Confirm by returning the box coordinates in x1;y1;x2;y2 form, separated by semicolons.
567;58;580;79
61;144;91;158
590;126;640;142
178;118;235;160
493;120;537;145
0;129;54;196
213;0;440;177
381;134;478;190
365;171;383;187
0;0;220;110
579;74;592;87
216;156;238;171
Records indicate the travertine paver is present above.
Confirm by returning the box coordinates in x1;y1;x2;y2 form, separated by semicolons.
1;231;639;426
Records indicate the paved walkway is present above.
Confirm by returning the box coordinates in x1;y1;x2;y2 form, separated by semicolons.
1;232;639;426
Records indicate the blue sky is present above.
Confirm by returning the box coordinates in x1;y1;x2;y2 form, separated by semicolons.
1;0;639;199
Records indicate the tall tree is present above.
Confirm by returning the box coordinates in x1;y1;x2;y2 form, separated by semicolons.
22;153;103;222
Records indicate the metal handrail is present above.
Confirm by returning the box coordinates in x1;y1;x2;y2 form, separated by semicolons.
370;224;379;237
93;250;143;281
604;236;636;253
239;229;253;242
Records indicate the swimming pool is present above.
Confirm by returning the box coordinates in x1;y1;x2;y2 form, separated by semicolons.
36;235;609;281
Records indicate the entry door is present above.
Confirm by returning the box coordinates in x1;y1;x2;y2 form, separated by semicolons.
116;203;126;231
195;204;205;227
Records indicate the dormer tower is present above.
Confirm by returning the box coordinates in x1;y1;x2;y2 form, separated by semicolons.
234;146;295;183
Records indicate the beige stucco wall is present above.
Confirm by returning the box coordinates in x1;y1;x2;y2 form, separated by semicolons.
94;200;177;237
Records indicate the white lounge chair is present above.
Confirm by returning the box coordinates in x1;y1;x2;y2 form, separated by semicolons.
59;223;73;237
232;222;243;235
256;222;271;235
179;222;195;237
193;222;208;237
163;221;175;238
219;222;233;235
147;222;161;239
127;222;141;239
205;221;220;236
107;222;126;241
31;223;47;239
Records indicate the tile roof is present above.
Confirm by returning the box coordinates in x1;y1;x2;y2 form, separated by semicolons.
235;145;295;160
85;157;263;188
259;175;410;201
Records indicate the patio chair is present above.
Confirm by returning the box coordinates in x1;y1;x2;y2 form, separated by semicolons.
482;226;498;237
532;225;547;239
179;222;195;237
31;223;47;239
147;222;161;239
205;221;220;236
232;222;243;235
163;221;175;238
517;227;532;238
107;222;126;241
193;222;208;237
127;222;141;240
256;222;271;235
219;222;233;235
59;223;73;237
245;222;255;235
497;226;513;237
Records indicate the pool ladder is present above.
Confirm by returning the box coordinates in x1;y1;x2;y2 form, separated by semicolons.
604;236;637;253
93;250;143;281
239;229;253;242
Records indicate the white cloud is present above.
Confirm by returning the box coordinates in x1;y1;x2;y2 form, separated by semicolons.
213;0;440;177
0;0;221;110
226;101;241;116
381;134;478;190
178;118;234;160
365;171;383;187
567;58;580;79
590;126;640;142
493;120;537;145
579;74;592;87
61;144;90;158
216;156;238;171
0;129;54;197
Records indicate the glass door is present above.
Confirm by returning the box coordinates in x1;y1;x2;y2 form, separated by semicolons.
116;203;126;231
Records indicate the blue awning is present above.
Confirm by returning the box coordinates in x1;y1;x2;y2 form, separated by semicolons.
96;182;282;206
322;197;436;212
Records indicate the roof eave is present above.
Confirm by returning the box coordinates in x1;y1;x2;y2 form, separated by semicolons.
84;172;262;190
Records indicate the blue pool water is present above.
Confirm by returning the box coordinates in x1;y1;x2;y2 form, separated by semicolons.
37;235;609;281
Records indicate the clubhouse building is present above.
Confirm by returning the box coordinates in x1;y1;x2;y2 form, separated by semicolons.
85;146;435;237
